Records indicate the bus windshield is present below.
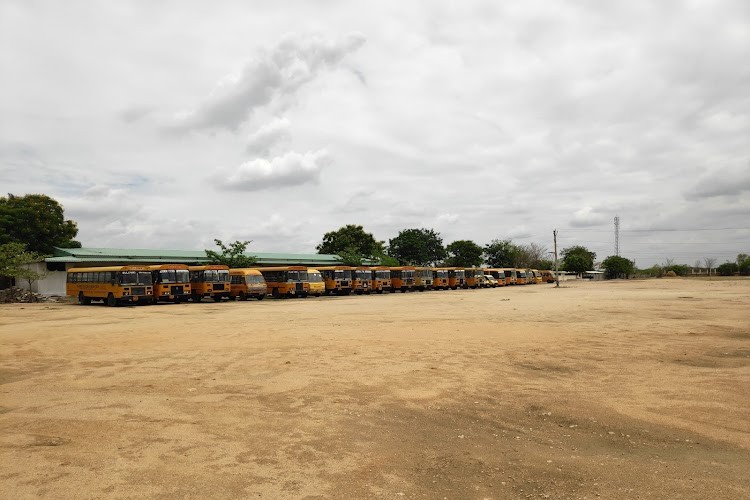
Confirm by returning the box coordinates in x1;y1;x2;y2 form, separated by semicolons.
375;270;390;279
334;270;352;280
120;271;152;285
287;271;308;281
159;270;189;283
355;270;369;280
203;270;229;282
308;273;322;282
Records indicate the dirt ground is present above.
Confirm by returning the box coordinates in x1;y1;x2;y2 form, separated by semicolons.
1;279;749;499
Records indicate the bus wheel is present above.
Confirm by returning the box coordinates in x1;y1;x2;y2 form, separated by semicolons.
78;292;91;305
106;293;117;307
192;294;201;303
257;294;265;300
213;295;222;302
272;288;280;298
238;292;246;301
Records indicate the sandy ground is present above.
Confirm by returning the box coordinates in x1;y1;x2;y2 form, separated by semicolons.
1;279;749;499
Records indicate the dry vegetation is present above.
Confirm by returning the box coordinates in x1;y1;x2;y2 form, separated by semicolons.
1;279;749;499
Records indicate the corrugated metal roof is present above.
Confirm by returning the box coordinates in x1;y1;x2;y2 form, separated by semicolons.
48;247;364;266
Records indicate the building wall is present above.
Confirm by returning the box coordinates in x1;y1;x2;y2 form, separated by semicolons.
14;263;69;295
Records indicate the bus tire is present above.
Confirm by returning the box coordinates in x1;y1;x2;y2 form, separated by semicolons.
257;294;265;300
106;293;117;307
272;288;280;298
192;294;201;303
78;292;91;305
238;292;246;301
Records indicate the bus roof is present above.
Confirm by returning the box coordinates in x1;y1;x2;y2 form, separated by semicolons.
229;268;263;276
68;265;151;272
254;266;307;271
147;264;189;270
188;265;229;271
314;266;354;271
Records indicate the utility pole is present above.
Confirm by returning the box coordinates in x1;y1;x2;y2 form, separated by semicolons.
614;215;620;256
553;229;559;288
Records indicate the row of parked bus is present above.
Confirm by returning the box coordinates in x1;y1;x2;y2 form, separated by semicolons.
65;264;556;306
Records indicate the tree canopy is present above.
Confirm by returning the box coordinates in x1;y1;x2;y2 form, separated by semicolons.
316;225;385;265
561;245;596;276
601;255;634;279
0;242;48;289
483;239;519;267
387;228;446;266
205;240;257;268
445;240;483;267
0;194;81;254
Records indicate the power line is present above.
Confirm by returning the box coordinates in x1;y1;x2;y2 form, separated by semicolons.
563;226;750;233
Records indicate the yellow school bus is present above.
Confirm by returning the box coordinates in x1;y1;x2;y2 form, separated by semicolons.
432;268;450;290
352;267;372;294
540;270;556;283
307;268;325;297
465;268;483;289
149;264;191;303
447;268;466;289
515;268;528;285
67;265;154;306
370;266;392;293
526;269;542;284
189;265;231;302
530;269;543;284
229;268;267;300
257;266;310;298
414;267;433;291
390;266;415;292
316;266;353;295
499;268;517;285
485;268;506;287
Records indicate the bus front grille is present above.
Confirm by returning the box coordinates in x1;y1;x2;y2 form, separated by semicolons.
296;282;303;291
132;287;146;296
171;285;184;295
213;284;225;291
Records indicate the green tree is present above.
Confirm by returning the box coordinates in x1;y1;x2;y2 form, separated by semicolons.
561;245;596;276
317;225;384;257
205;240;257;268
537;259;554;270
663;263;690;276
444;240;483;267
0;242;48;294
739;254;750;276
601;255;635;279
516;243;549;268
0;193;81;253
387;228;446;266
483;239;521;267
716;262;738;276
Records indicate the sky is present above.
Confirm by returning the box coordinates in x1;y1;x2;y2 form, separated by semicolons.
1;0;749;267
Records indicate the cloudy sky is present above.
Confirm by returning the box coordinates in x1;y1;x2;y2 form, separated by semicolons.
2;0;749;267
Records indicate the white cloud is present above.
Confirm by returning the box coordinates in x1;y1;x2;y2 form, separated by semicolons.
245;117;291;156
3;1;750;266
571;206;610;228
685;164;750;199
224;149;330;191
169;32;366;132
